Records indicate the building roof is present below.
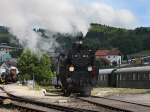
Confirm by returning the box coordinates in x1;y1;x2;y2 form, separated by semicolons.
95;50;109;56
0;43;15;49
116;66;150;73
99;69;115;75
95;49;122;56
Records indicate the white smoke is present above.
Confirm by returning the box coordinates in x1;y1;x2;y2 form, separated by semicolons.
0;0;137;51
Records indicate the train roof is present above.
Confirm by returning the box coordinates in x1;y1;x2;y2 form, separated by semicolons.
116;66;150;73
99;69;114;75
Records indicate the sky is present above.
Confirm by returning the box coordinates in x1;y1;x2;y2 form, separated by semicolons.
82;0;150;27
0;0;149;50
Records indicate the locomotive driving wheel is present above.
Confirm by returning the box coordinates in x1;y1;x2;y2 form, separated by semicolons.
80;86;91;97
64;89;71;96
63;84;72;97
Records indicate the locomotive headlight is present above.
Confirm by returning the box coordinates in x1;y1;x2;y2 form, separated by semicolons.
79;41;83;44
88;66;92;72
69;66;75;72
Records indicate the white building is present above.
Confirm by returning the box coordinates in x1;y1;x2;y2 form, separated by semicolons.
95;49;122;66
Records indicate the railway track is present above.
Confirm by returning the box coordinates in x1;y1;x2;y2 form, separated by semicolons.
2;85;150;112
47;89;150;112
77;96;150;112
0;86;59;112
0;86;101;112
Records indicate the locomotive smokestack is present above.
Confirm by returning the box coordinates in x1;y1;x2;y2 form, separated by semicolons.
76;32;84;45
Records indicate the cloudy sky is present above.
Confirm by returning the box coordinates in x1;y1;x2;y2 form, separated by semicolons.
82;0;150;27
0;0;148;50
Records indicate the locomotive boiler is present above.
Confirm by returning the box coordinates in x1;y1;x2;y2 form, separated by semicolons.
57;34;97;96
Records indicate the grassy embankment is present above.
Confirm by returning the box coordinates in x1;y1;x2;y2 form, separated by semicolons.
92;87;150;96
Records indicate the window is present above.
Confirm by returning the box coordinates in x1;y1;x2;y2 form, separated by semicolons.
138;73;141;80
143;72;149;80
133;73;136;80
117;74;119;81
120;74;122;80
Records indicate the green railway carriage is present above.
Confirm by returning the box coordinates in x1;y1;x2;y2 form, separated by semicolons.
98;66;150;89
115;66;150;88
98;69;116;87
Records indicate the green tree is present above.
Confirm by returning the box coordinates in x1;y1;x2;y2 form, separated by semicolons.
35;54;53;82
17;49;53;85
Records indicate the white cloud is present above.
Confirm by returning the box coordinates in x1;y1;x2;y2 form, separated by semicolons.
81;2;136;28
0;0;137;51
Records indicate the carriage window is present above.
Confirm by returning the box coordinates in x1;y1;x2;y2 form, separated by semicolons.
104;75;107;81
104;75;106;81
128;72;133;80
133;73;136;80
149;73;150;80
98;74;102;81
120;74;122;81
101;74;103;80
121;73;126;80
101;75;103;80
143;72;149;80
98;74;100;80
117;74;119;81
122;73;126;81
103;75;105;81
138;73;141;80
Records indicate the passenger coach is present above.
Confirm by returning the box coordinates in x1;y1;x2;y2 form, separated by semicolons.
98;69;116;87
115;66;150;88
98;66;150;89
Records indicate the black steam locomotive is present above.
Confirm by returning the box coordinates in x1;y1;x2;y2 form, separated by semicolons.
56;35;97;96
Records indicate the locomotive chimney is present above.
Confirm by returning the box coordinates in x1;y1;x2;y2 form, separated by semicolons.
76;32;84;45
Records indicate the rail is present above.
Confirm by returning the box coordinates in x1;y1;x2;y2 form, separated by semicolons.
77;96;150;112
0;86;100;112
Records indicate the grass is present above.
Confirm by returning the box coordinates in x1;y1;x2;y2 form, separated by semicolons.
92;87;150;96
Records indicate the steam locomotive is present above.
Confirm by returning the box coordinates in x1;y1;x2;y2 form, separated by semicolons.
56;34;97;96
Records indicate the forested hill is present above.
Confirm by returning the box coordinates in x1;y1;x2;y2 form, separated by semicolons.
84;24;150;54
0;26;19;47
1;24;150;55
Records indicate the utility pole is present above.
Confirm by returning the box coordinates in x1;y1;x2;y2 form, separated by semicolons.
33;73;35;89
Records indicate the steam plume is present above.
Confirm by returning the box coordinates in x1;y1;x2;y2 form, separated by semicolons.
0;0;136;51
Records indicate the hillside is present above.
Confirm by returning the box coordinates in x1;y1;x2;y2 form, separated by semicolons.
84;24;150;55
0;26;19;47
0;24;150;55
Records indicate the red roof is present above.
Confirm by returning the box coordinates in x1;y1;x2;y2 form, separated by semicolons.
95;50;109;56
95;49;121;56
